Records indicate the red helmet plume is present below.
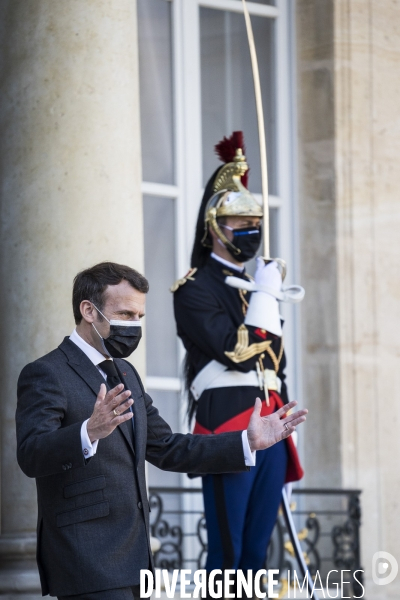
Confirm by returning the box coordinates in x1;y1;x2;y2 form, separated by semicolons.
215;131;248;188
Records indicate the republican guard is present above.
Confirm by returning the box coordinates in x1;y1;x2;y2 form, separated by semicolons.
172;132;304;587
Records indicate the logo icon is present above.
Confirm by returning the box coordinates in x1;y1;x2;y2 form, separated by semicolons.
372;551;398;586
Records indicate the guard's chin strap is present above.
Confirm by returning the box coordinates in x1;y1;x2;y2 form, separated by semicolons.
225;275;305;304
209;208;241;256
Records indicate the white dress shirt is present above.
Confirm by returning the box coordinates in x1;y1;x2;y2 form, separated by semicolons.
69;329;255;466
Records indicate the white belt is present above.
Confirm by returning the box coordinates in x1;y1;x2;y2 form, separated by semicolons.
190;359;281;400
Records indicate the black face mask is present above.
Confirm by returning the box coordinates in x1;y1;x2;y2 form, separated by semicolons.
222;225;262;262
92;306;142;359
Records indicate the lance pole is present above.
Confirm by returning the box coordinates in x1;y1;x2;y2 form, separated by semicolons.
240;5;316;597
241;0;270;259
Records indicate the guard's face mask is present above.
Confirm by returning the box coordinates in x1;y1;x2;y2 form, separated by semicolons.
91;305;142;359
220;224;262;262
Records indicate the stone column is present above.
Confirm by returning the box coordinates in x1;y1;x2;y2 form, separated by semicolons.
296;0;341;488
0;1;144;596
335;1;400;597
298;0;400;597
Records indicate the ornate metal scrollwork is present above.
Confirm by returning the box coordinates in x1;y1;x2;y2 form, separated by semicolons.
149;492;183;570
148;486;363;596
302;513;321;575
332;493;363;596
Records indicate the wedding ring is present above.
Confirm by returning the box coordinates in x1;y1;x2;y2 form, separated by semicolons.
113;409;119;417
284;422;290;431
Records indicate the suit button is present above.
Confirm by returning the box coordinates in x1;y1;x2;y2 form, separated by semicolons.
68;463;72;468
137;501;142;510
62;465;67;470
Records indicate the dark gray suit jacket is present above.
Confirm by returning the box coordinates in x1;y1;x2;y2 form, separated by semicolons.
16;338;246;596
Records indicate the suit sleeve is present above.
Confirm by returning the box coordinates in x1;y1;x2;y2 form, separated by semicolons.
144;393;248;474
174;281;283;373
16;361;86;478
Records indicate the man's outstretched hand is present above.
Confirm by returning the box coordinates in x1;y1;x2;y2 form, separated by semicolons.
87;383;133;443
247;399;307;452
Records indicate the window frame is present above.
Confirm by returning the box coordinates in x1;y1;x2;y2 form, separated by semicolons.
141;0;302;432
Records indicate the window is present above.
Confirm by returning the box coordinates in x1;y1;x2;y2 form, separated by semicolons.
138;0;300;489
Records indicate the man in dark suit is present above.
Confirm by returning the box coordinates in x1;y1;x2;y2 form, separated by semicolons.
16;262;307;600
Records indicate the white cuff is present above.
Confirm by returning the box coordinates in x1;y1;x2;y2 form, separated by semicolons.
244;291;282;336
81;419;99;459
242;430;256;466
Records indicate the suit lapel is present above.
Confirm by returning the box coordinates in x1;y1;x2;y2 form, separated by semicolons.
115;411;135;456
59;338;136;456
59;338;105;398
115;360;145;463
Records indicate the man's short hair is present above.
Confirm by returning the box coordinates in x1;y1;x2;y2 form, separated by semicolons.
72;262;149;325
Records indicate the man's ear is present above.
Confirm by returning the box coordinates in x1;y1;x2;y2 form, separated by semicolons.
80;300;97;324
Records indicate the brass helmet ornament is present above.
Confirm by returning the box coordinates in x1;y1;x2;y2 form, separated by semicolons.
201;132;263;259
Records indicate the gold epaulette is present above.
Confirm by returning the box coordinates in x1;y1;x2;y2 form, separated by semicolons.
225;324;273;363
170;268;197;293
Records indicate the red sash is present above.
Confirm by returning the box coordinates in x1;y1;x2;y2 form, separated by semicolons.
193;390;304;483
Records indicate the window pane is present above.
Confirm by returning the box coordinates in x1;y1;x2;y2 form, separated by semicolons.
200;9;277;195
143;195;178;376
147;390;181;486
138;0;175;184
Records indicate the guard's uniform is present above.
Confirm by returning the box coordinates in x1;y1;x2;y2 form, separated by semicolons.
172;132;304;576
173;257;303;572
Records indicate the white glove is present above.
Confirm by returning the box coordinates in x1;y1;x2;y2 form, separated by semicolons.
254;257;282;291
244;259;283;336
225;257;305;303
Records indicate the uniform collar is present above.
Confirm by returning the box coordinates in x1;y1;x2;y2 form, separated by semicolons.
210;252;245;273
207;254;248;280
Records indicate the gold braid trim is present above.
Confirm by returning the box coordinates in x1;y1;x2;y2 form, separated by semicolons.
263;345;279;372
277;336;284;365
238;289;249;316
262;336;284;372
170;268;197;292
225;324;273;363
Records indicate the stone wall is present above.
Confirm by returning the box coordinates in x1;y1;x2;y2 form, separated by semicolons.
296;0;341;489
298;0;400;596
335;0;400;597
0;1;144;596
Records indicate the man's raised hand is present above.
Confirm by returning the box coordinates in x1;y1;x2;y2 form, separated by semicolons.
247;398;307;452
87;383;133;443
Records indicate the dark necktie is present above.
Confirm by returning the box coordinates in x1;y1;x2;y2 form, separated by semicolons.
98;359;121;390
98;359;135;444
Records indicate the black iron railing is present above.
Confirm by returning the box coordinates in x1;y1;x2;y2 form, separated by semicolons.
148;486;363;597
